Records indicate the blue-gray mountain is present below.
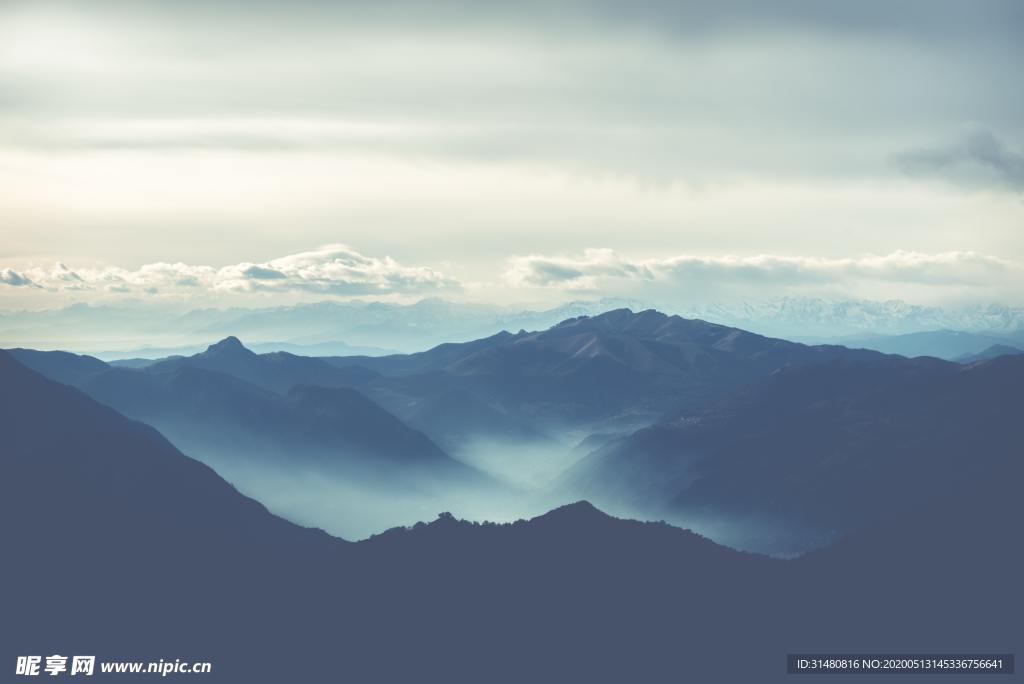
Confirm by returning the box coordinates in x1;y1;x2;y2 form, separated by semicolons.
7;296;1021;359
9;308;1024;555
561;351;1024;553
322;308;892;450
13;309;894;459
8;341;480;488
827;329;1024;360
0;297;640;356
955;343;1024;364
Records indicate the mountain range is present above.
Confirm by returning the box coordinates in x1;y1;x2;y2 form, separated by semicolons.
824;329;1024;360
322;308;892;449
8;307;1024;557
2;349;1018;683
683;297;1024;338
0;297;641;355
4;296;1022;359
9;341;479;490
16;308;895;468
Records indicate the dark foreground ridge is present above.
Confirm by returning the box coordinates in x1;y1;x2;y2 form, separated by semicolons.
1;350;1019;683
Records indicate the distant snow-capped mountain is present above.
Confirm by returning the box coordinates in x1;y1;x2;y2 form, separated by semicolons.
676;297;1024;338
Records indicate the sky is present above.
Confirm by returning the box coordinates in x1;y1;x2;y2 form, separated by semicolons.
1;0;1022;311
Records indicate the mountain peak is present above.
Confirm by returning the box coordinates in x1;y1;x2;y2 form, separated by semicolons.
536;500;611;524
553;307;636;329
205;336;250;354
553;308;688;336
956;343;1024;364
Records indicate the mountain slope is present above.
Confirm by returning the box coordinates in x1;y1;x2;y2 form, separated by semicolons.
0;350;351;678
9;346;476;485
0;351;334;549
562;354;1024;553
834;329;1013;360
955;343;1024;363
7;347;109;384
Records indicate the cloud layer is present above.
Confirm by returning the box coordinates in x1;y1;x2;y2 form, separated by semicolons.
506;248;1019;300
0;2;1020;311
1;268;40;288
1;245;459;298
3;245;1019;308
895;128;1024;191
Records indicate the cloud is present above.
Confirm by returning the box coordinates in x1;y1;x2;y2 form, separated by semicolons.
506;249;648;289
506;249;1017;297
894;128;1024;190
0;268;40;288
1;244;460;298
239;265;288;280
1;2;1020;187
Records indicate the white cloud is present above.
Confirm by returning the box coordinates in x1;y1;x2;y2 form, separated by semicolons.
505;249;1019;301
1;244;460;298
0;268;40;288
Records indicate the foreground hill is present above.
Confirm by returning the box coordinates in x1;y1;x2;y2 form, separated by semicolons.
2;350;1018;682
0;351;350;679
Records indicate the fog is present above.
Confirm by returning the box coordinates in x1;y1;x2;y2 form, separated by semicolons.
178;432;617;542
124;408;817;554
199;453;566;541
451;436;588;489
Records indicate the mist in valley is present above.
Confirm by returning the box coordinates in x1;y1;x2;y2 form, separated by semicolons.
190;436;590;541
181;432;817;555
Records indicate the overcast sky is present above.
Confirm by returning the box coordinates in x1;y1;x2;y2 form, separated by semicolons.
1;0;1022;310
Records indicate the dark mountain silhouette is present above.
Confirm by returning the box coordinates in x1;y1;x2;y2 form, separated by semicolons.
324;308;891;444
7;347;108;384
9;346;477;485
562;353;1024;553
2;349;1018;683
791;444;1022;659
0;351;333;550
955;343;1023;363
0;350;350;679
